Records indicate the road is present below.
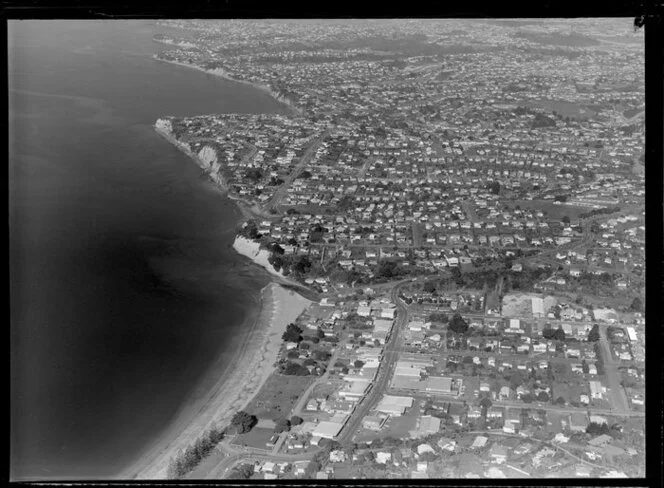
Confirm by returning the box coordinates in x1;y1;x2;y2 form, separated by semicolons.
597;326;630;413
264;131;330;211
203;448;318;480
386;388;644;418
335;282;409;445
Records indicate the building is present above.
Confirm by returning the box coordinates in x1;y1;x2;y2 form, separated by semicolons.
426;376;454;394
312;420;345;439
376;395;414;416
489;444;508;464
471;435;488;449
339;379;371;398
626;326;638;342
362;415;386;431
589;380;604;400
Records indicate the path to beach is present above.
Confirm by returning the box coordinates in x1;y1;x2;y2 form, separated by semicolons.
123;283;311;480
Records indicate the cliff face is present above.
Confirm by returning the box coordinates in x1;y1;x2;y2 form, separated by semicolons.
155;118;173;134
198;145;218;167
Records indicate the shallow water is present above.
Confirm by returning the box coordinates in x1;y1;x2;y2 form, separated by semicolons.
9;20;285;480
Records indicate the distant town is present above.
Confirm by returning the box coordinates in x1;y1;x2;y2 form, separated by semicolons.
154;19;645;480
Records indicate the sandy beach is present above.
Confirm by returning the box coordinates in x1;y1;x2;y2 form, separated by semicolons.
232;236;283;279
122;283;311;480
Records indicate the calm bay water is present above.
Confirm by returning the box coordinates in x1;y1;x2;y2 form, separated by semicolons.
9;20;287;480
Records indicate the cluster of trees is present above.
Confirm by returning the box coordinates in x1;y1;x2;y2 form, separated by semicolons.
274;418;291;434
542;326;566;341
567;271;620;297
269;253;313;276
282;323;303;343
228;463;255;479
586;421;612;436
280;360;311;376
587;324;600;342
229;411;258;434
579;206;622;220
442;267;550;293
375;259;409;279
167;424;227;478
486;181;501;194
629;297;644;313
238;220;261;241
244;168;263;182
448;313;469;334
309;223;328;243
532;112;557;128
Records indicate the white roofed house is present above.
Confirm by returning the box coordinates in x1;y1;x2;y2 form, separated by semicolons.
589;380;605;400
312;420;345;439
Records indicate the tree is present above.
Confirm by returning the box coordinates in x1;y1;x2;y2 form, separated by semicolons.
562;215;571;224
479;397;492;410
274;418;291;433
230;411;257;434
167;453;185;479
487;181;500;194
244;168;263;182
282;323;303;343
423;280;437;293
270;243;285;255
314;350;331;361
290;415;303;426
553;328;566;341
521;393;535;403
586;422;610;436
509;370;526;390
537;391;550;402
293;255;312;275
449;313;469;334
282;361;310;376
629;297;643;312
587;324;600;342
230;463;255;479
354;359;365;369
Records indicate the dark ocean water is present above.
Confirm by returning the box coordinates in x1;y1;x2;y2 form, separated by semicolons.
9;20;287;480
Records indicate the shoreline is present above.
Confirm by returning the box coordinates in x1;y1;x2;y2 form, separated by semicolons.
122;282;312;480
153;123;317;298
232;236;319;300
152;56;305;117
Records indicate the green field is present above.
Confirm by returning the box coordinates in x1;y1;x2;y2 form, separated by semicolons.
508;200;591;221
519;99;597;120
245;372;315;420
231;426;275;450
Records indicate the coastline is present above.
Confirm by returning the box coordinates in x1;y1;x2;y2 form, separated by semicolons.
153;123;316;298
122;282;312;480
122;57;321;480
152;56;304;117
